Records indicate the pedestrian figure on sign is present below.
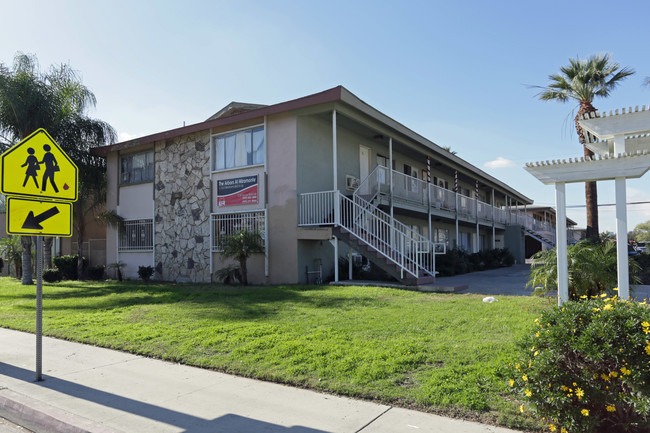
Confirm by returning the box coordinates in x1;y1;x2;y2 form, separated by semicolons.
40;144;59;193
21;147;40;188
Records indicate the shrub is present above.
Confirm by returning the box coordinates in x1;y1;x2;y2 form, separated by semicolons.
138;266;154;282
214;265;241;284
42;268;62;283
631;253;650;285
53;255;88;280
0;257;3;274
528;242;640;299
509;297;650;433
86;265;105;281
436;247;513;276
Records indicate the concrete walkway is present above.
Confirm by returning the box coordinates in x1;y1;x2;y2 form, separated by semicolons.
0;328;520;433
434;264;533;296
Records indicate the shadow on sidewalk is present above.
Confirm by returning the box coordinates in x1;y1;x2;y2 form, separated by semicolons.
0;362;330;433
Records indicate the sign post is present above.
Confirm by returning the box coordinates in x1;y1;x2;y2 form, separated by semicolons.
0;129;78;382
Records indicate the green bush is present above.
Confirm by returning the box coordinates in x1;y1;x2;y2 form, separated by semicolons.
528;242;640;299
631;253;650;285
53;255;88;280
42;268;62;283
509;297;650;433
137;265;154;282
86;265;105;281
436;248;513;276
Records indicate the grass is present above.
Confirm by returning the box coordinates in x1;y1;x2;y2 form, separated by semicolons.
0;277;552;430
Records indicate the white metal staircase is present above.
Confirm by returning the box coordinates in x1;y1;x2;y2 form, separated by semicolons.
299;190;442;284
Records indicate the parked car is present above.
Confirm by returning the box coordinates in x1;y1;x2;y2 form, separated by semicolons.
628;244;640;256
636;241;648;253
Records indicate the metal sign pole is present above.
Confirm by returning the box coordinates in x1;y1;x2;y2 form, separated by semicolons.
36;235;43;382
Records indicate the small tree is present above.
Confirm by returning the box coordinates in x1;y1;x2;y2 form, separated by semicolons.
0;235;22;278
218;230;264;285
528;241;640;299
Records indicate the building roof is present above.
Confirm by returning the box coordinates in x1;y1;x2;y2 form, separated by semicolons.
93;86;532;203
206;102;268;120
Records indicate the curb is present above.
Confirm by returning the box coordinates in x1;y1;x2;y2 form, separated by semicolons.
0;388;121;433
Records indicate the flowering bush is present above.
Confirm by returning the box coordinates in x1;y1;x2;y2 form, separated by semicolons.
509;296;650;432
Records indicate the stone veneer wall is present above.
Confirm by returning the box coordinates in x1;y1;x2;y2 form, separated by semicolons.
154;131;211;282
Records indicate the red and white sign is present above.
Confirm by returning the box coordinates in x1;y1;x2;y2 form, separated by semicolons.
217;175;258;207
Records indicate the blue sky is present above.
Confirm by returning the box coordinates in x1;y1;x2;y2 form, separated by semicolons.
2;0;649;232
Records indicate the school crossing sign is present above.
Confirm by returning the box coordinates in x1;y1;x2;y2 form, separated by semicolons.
1;129;78;201
1;129;78;237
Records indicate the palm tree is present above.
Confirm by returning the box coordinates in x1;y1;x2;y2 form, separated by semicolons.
0;53;115;283
535;54;634;239
218;229;265;285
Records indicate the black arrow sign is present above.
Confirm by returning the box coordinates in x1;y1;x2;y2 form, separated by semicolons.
22;206;60;230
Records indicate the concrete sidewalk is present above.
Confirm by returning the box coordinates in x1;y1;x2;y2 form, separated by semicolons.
0;328;521;433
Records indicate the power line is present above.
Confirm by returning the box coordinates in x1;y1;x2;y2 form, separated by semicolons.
565;201;650;208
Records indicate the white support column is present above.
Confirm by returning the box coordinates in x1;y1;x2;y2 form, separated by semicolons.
615;177;630;299
555;182;569;305
389;137;394;248
491;189;496;248
333;236;339;282
332;110;338;191
348;249;353;280
613;133;630;300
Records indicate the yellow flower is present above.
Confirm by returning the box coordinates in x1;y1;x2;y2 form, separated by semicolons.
581;409;589;416
601;374;610;381
509;379;515;387
575;388;584;399
534;350;539;357
561;385;569;391
641;321;649;328
606;405;616;412
603;304;613;311
645;344;650;356
580;295;588;299
610;371;618;378
525;389;532;397
600;293;607;298
520;405;524;413
621;367;631;375
549;424;557;432
561;429;567;433
522;374;528;382
613;287;619;291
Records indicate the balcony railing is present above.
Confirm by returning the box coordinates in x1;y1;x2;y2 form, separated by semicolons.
350;167;559;244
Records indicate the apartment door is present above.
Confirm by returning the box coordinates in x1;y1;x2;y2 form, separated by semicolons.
359;145;370;194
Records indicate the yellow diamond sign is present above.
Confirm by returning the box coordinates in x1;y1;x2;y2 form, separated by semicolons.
1;129;78;201
6;197;73;237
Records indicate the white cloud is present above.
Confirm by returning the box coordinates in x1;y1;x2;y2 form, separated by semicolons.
484;157;516;169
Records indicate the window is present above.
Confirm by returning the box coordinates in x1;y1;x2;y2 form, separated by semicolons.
432;228;449;245
211;210;266;251
119;219;153;251
213;127;265;171
377;154;388;184
120;151;154;185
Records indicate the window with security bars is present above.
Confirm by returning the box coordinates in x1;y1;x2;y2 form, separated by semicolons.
119;219;153;251
212;211;265;252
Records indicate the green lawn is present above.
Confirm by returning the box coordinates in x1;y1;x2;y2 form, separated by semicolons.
0;277;551;430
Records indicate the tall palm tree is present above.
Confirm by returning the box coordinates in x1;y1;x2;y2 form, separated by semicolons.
535;54;634;239
0;53;115;283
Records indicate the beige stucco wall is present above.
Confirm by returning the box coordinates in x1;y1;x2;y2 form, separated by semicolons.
266;113;298;284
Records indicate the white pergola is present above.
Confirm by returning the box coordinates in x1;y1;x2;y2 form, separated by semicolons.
525;106;650;305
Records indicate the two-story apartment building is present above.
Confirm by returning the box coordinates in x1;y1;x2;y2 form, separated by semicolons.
93;86;551;284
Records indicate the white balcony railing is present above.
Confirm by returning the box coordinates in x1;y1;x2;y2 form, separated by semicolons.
353;167;561;245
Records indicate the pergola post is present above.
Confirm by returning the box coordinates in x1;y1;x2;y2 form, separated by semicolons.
615;176;629;299
555;182;569;305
